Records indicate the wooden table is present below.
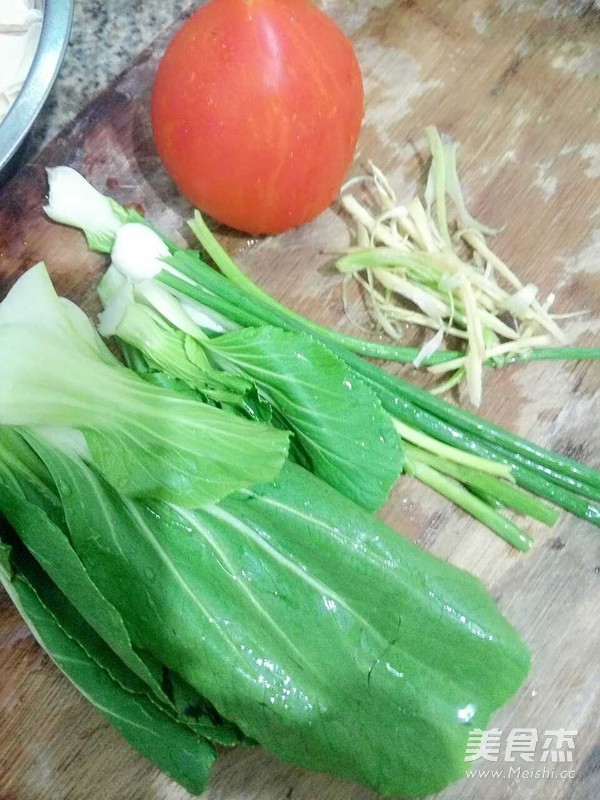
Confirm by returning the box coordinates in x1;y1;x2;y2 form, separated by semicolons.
0;2;598;798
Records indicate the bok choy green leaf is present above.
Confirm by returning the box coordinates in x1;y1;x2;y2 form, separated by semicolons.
0;428;249;749
203;325;403;510
0;430;169;702
0;532;217;795
1;428;530;797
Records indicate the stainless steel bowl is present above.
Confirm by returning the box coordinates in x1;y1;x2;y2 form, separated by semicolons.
0;0;73;182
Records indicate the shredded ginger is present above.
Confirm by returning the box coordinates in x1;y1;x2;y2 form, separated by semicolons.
0;0;43;125
337;126;581;407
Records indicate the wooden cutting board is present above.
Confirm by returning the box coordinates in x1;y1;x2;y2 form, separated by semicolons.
0;2;599;799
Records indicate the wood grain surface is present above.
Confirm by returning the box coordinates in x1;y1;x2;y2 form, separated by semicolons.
0;1;599;799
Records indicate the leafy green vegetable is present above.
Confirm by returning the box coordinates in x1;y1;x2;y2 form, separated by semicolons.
98;278;250;405
0;440;169;701
0;160;542;800
99;268;404;510
0;532;217;795
0;264;290;507
4;431;529;797
203;326;403;511
44;166;144;254
0;429;248;748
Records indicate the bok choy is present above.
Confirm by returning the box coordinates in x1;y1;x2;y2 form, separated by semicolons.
43;169;593;548
0;418;530;797
0;262;289;508
97;260;403;512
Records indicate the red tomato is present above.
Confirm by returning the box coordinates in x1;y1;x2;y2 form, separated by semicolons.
151;0;364;234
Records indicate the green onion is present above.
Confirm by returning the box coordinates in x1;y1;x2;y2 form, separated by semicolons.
403;453;534;552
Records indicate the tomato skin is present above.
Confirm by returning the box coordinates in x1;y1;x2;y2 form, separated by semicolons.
151;0;364;234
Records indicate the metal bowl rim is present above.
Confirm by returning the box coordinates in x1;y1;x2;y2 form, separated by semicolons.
0;0;74;173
